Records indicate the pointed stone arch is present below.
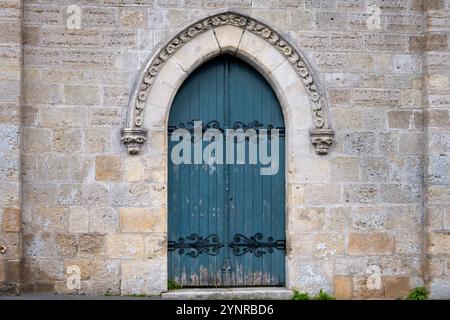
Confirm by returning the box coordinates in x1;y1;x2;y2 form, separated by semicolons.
121;11;334;155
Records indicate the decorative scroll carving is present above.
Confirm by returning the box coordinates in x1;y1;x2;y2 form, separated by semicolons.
229;233;286;257
168;233;224;258
122;11;334;155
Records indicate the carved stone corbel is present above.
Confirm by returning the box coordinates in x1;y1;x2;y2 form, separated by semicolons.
310;128;334;155
121;128;147;154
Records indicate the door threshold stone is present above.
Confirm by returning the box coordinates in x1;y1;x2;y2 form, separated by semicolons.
161;287;293;300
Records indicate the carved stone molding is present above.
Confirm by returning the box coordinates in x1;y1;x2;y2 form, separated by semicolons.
121;128;147;154
122;11;334;155
310;128;334;155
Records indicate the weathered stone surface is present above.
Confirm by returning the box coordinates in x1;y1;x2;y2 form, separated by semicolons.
0;1;447;299
120;207;165;233
78;234;106;257
95;155;123;182
334;275;352;299
384;276;411;298
106;234;144;259
121;259;166;295
69;207;89;234
347;233;394;255
288;207;324;231
2;207;20;232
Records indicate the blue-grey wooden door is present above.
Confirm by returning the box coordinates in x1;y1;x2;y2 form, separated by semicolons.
168;55;285;287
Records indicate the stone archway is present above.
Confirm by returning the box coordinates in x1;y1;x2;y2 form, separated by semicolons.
121;11;334;155
120;11;335;293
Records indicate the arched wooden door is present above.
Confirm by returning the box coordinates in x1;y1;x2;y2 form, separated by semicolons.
168;55;286;287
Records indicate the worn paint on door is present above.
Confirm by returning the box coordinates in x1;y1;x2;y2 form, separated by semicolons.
168;55;286;287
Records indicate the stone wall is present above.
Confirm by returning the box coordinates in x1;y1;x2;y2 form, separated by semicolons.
0;0;447;299
0;0;22;294
423;0;450;299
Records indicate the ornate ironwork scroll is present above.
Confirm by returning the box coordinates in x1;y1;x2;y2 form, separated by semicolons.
168;120;285;137
168;233;224;258
229;233;286;257
122;11;334;155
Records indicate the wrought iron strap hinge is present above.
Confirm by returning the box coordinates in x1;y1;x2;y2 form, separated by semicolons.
168;233;286;258
229;233;286;257
168;233;224;258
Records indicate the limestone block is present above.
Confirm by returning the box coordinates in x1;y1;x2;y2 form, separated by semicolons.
334;275;352;299
78;234;106;257
95;155;123;181
343;184;378;203
103;30;137;49
386;14;422;33
388;110;411;129
288;207;324;232
324;207;352;232
32;206;68;233
84;128;111;153
331;157;360;182
2;207;20;232
384;276;411;299
121;258;167;295
24;232;57;258
352;276;384;299
286;232;313;258
106;234;144;259
37;28;101;48
120;207;166;233
90;107;123;126
398;132;423;154
103;86;130;106
55;234;78;257
380;183;421;203
287;183;305;207
81;7;118;27
23;81;61;105
22;258;63;283
144;234;167;259
69;207;89;234
213;25;243;54
126;154;166;182
36;154;82;182
253;41;286;74
315;52;347;72
81;183;111;206
143;104;167;129
146;78;175;109
429;232;450;255
90;206;119;234
119;7;146;28
315;12;348;31
305;184;341;205
287;259;333;294
361;157;390;183
52;128;82;153
330;32;363;50
351;206;386;232
236;30;270;67
364;33;406;52
40;106;88;127
347;232;394;255
157;58;187;90
313;232;344;257
343;132;378;155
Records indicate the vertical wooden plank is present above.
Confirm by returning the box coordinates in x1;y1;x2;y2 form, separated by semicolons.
168;55;285;287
